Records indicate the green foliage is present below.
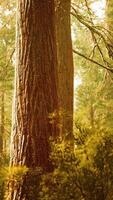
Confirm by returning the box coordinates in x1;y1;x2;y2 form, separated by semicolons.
0;166;28;187
0;166;44;200
39;130;113;200
7;166;28;181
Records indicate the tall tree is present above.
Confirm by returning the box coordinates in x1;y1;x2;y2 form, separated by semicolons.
55;0;74;138
0;89;4;155
0;0;15;159
8;0;59;199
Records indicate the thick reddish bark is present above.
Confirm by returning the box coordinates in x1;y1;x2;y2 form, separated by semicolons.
7;1;59;199
11;0;59;171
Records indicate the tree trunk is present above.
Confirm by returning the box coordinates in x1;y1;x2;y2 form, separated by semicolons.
0;90;5;200
7;0;59;199
90;99;95;131
0;90;4;155
55;0;74;139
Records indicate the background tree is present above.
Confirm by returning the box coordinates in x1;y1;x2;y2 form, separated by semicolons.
0;0;15;161
55;0;74;138
0;1;15;199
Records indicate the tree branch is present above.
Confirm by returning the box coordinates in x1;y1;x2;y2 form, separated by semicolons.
73;49;113;73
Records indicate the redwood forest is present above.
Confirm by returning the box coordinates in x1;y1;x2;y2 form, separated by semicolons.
0;0;113;199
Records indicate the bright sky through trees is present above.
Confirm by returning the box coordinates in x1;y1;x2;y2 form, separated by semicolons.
91;0;106;19
73;0;106;109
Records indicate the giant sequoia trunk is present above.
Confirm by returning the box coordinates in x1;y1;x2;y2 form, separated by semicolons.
55;0;74;138
7;0;59;199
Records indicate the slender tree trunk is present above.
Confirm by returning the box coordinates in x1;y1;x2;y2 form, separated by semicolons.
7;0;59;199
55;0;74;139
90;100;95;130
0;90;4;155
0;90;5;200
